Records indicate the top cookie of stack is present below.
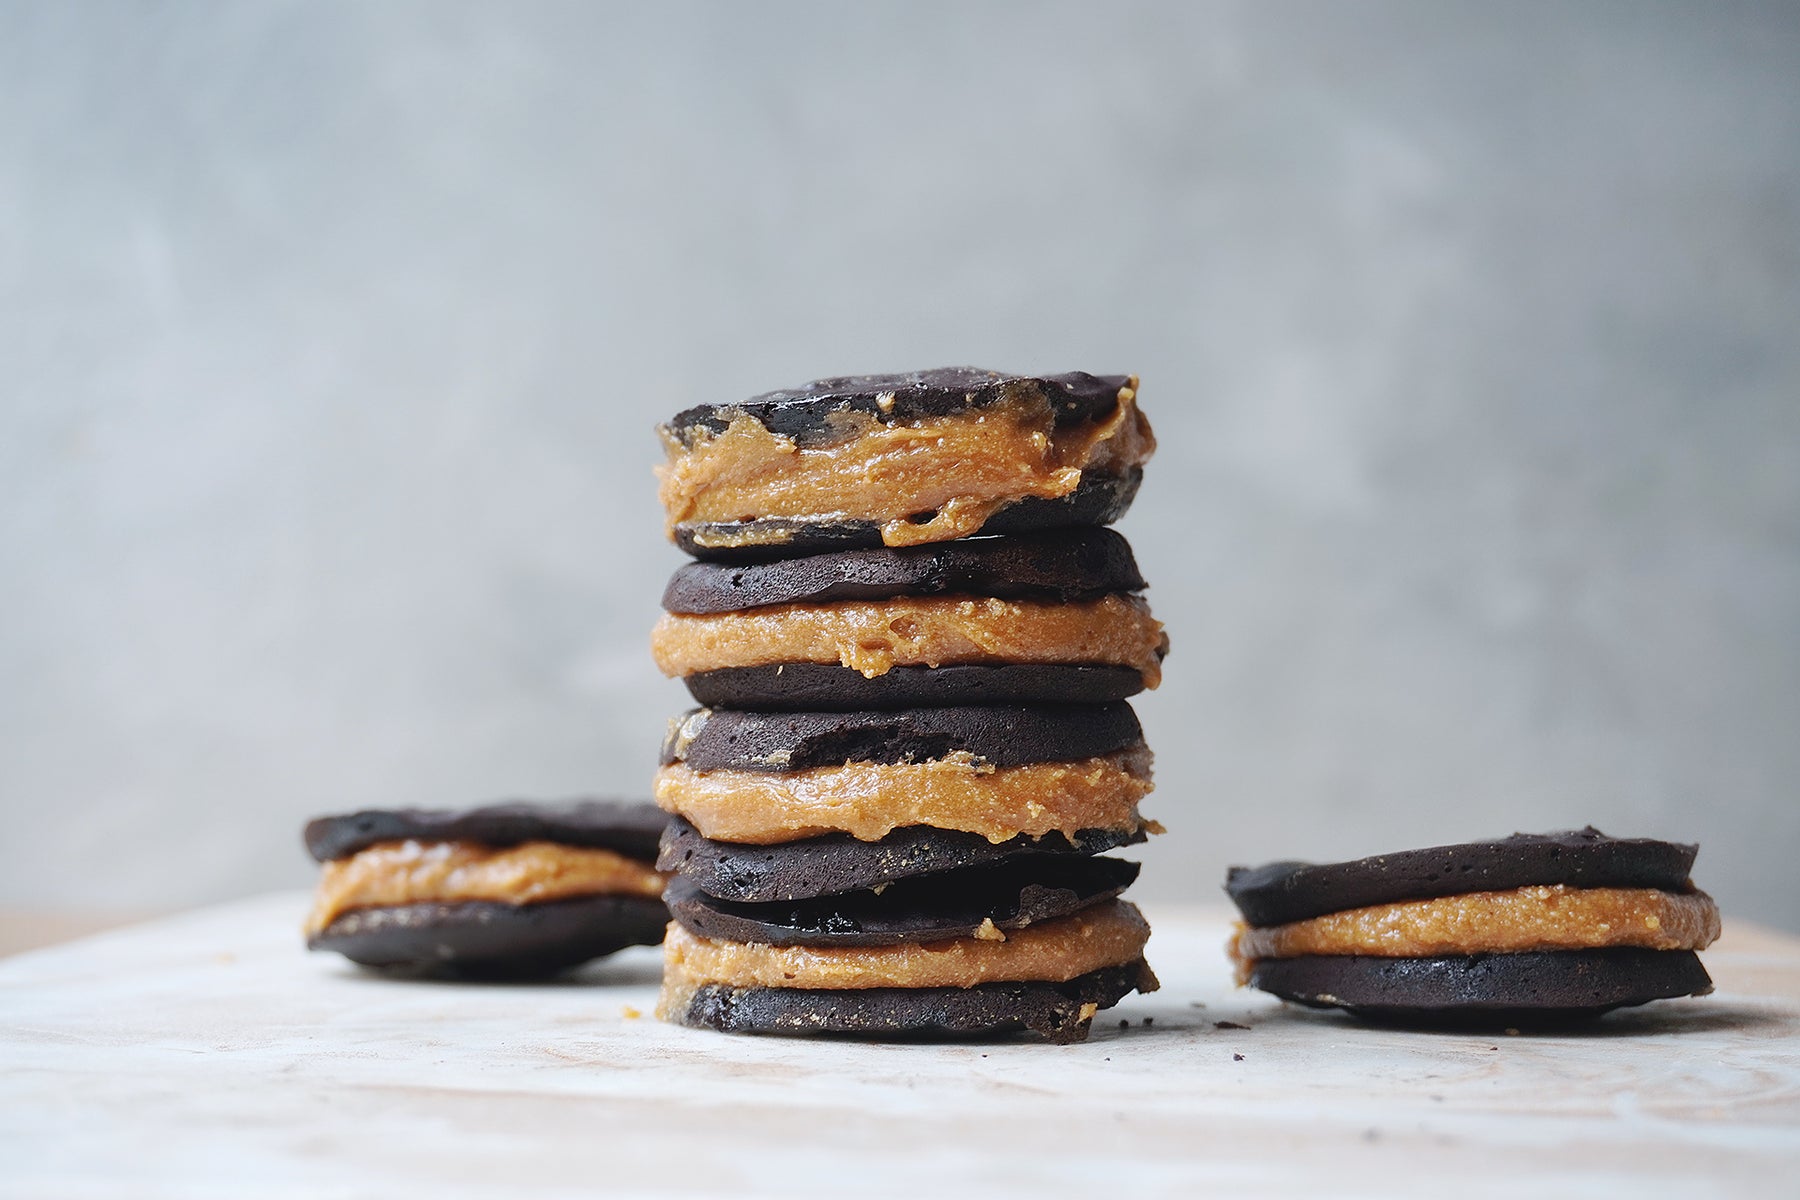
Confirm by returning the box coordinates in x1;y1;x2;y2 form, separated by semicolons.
649;368;1167;1042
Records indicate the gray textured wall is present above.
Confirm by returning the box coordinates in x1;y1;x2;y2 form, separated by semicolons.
4;1;1798;929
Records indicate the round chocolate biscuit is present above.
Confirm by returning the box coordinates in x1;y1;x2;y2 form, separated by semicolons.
673;469;1142;562
683;663;1147;709
672;961;1151;1043
1247;949;1714;1024
662;703;1144;773
304;799;668;864
665;855;1139;947
306;895;670;979
1225;828;1700;928
662;368;1132;451
661;529;1146;614
658;817;1148;903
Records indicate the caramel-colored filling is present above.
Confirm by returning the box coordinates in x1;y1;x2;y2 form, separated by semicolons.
654;747;1156;844
657;899;1154;1019
652;594;1167;687
657;385;1156;549
304;840;668;935
1228;885;1722;980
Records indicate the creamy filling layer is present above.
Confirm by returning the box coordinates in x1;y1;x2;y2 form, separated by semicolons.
1228;884;1721;981
657;386;1156;549
651;594;1167;687
657;899;1155;1020
305;840;669;935
654;747;1156;844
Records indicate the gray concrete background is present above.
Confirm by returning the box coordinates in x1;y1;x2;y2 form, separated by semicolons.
3;2;1798;928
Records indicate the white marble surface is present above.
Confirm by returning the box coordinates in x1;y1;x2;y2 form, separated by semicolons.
2;896;1797;1198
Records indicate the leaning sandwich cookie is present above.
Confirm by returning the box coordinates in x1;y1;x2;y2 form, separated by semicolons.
303;800;671;978
1224;828;1720;1024
656;368;1154;559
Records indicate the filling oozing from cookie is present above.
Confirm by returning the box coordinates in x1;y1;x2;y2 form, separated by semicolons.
651;594;1168;686
1227;884;1722;980
657;384;1155;549
654;746;1156;844
305;840;670;935
657;899;1156;1017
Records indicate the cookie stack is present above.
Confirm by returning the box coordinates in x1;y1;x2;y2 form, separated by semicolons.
649;368;1168;1042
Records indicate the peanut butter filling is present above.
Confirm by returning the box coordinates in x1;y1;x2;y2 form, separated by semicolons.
657;899;1154;1018
304;840;669;935
652;594;1167;686
1228;885;1722;980
657;386;1156;549
655;747;1156;844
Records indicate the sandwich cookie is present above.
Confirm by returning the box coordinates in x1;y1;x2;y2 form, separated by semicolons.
1225;828;1721;1024
654;528;1168;709
659;898;1158;1043
304;800;671;978
657;368;1154;560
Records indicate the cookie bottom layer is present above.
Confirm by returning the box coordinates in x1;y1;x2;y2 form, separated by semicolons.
307;896;670;979
664;854;1139;947
666;962;1153;1044
1247;949;1713;1024
684;663;1147;710
658;818;1148;903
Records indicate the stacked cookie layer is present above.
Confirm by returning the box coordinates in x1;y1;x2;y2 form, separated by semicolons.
650;368;1167;1042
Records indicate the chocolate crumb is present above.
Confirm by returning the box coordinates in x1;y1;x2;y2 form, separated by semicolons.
1143;1017;1154;1027
1233;1053;1244;1062
1119;1019;1129;1029
1214;1020;1250;1030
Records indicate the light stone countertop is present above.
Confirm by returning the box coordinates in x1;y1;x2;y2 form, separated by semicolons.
1;896;1796;1197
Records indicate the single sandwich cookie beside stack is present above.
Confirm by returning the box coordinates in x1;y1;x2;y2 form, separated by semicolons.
650;369;1167;1042
304;800;671;978
1224;828;1721;1024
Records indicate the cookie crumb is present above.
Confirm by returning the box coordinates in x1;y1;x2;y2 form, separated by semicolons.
621;1006;641;1019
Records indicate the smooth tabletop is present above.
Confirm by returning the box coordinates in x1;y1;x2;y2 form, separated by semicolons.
2;896;1797;1198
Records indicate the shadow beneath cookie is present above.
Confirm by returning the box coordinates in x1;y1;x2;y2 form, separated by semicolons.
319;949;666;989
1240;997;1790;1039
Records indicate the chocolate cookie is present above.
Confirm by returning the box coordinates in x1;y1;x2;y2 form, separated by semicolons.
1247;949;1715;1024
682;663;1148;710
662;529;1146;614
665;855;1139;946
1225;828;1699;927
662;703;1144;773
669;962;1151;1043
306;895;670;979
305;799;669;864
665;368;1131;449
658;817;1147;903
